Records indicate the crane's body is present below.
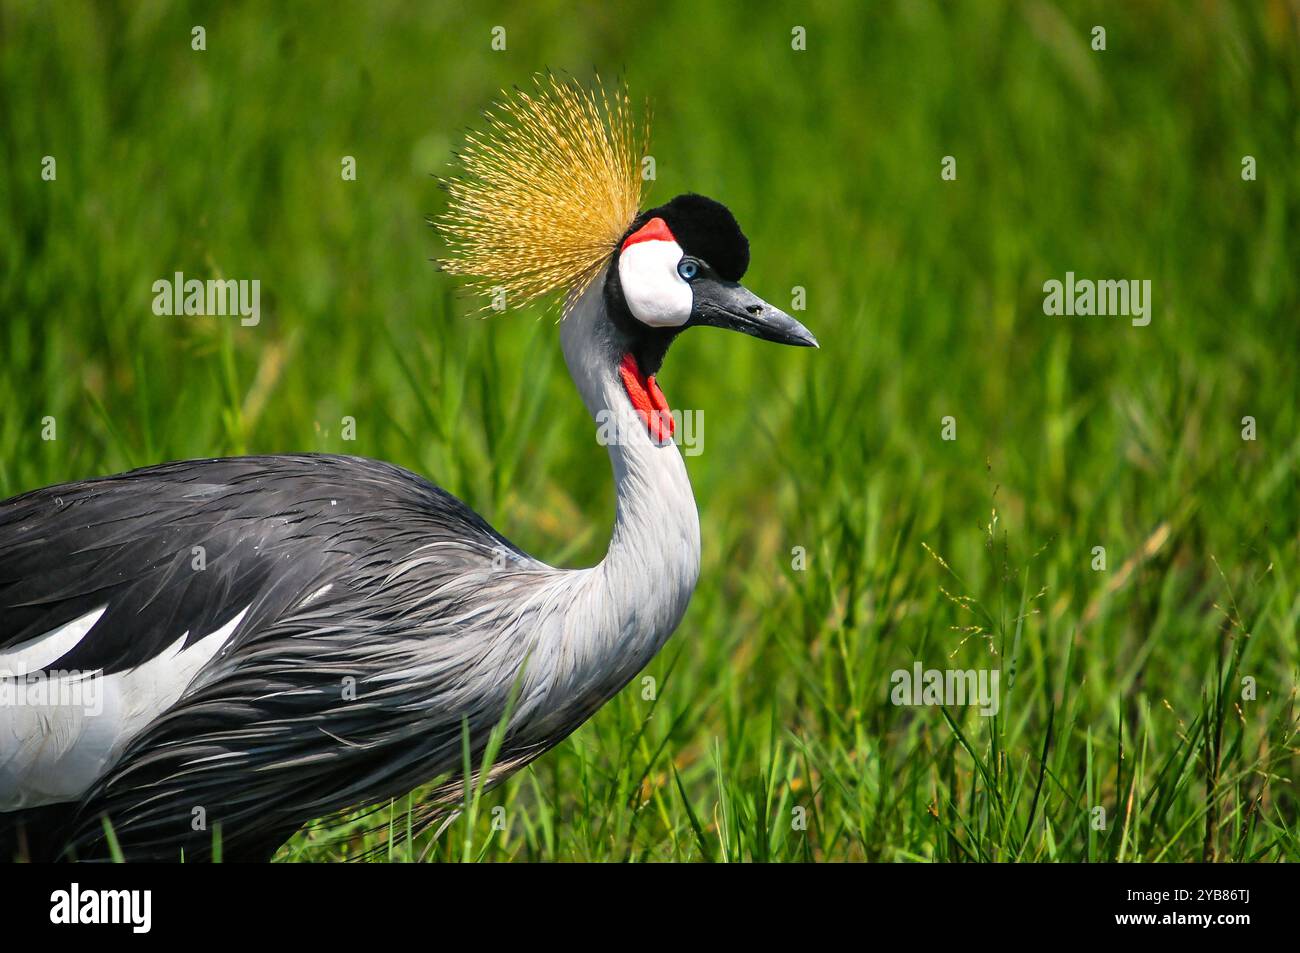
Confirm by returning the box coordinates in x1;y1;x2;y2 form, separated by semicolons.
0;77;813;861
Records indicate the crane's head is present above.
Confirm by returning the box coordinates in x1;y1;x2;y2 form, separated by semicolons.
599;192;815;441
608;191;816;366
436;75;816;442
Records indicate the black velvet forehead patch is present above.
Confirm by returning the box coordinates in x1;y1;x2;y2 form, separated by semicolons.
628;193;750;281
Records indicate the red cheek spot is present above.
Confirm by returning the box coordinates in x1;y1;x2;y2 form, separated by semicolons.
618;353;675;443
621;216;676;251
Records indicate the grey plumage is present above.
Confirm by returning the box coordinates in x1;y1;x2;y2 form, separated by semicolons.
1;454;548;858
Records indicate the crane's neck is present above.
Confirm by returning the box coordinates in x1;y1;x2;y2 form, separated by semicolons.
555;278;701;687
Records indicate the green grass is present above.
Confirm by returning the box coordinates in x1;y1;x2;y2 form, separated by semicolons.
1;1;1297;862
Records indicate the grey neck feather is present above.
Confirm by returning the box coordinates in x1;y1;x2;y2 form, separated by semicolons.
525;278;701;721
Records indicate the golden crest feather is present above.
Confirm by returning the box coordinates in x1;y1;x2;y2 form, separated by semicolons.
436;74;649;315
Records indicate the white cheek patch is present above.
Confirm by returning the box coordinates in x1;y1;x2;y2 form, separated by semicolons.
618;240;693;327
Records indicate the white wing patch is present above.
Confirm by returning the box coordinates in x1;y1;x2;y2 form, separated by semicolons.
618;239;692;327
0;606;106;676
0;605;248;810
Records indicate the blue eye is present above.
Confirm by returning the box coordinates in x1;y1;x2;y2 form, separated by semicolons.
677;259;699;281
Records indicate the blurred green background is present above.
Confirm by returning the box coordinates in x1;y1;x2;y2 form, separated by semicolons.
1;1;1297;861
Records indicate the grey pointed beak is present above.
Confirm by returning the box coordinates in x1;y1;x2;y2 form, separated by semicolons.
692;281;819;348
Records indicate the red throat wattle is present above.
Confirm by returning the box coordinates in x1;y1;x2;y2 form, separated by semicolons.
618;353;674;443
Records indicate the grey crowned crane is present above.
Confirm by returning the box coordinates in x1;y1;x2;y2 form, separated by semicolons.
0;76;816;862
